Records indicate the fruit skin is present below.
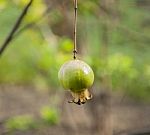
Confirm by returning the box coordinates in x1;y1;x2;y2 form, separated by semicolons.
58;60;94;93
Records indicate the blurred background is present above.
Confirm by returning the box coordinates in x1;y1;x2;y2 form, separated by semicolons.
0;0;150;135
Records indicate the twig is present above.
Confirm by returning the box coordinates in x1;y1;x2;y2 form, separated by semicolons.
0;0;34;57
14;5;52;38
73;0;78;59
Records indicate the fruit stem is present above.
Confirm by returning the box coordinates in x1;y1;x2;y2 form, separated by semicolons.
73;0;78;59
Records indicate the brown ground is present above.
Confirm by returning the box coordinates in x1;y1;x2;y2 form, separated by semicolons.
0;85;150;135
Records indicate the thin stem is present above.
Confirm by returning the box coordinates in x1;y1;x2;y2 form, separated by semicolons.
73;0;78;59
0;0;34;57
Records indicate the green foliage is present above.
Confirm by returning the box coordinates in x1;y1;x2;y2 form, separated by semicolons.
108;54;137;86
5;115;37;131
78;1;99;16
40;107;59;125
58;37;73;53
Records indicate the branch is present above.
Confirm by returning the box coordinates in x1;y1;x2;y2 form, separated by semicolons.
0;0;34;57
14;5;52;38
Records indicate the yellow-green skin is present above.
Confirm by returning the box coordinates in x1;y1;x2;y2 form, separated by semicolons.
58;60;94;93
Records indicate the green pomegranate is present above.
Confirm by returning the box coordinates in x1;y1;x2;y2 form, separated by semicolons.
58;59;94;105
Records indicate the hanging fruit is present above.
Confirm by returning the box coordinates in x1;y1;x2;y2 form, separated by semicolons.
58;60;94;105
58;0;94;105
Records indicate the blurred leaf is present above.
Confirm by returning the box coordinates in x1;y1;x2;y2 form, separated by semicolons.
59;37;73;53
5;115;36;131
40;107;59;125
